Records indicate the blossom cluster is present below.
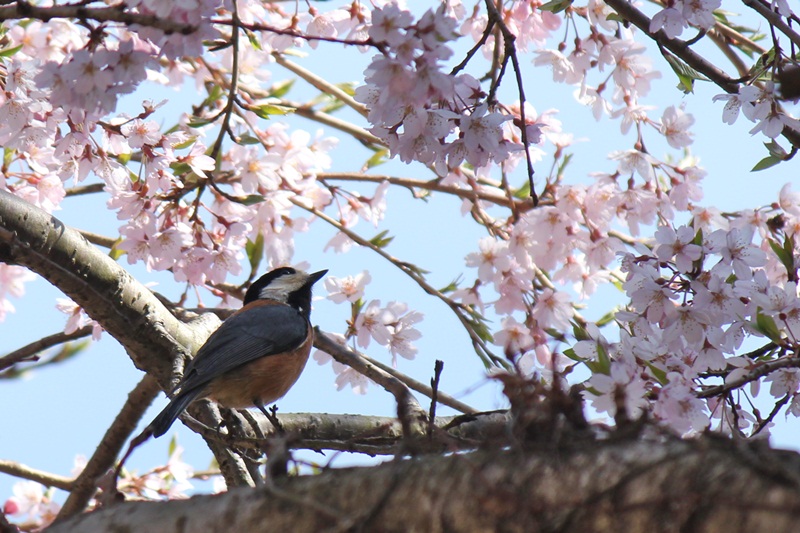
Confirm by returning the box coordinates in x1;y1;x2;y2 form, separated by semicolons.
315;271;424;392
578;223;775;434
355;4;519;174
3;447;202;530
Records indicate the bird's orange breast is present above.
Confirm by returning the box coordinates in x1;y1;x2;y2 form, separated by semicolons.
204;323;314;409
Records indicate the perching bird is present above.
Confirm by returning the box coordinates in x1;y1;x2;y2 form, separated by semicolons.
146;266;327;438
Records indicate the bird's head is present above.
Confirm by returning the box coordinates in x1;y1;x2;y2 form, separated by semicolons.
243;267;327;317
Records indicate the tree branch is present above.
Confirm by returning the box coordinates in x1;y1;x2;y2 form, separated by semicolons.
0;460;72;492
0;325;93;372
47;433;800;533
57;374;161;521
0;1;197;34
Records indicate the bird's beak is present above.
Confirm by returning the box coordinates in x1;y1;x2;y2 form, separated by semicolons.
307;269;328;285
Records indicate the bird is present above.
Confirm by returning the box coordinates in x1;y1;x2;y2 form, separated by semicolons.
146;266;327;438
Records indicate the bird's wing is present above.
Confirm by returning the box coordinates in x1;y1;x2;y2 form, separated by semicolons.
177;304;308;391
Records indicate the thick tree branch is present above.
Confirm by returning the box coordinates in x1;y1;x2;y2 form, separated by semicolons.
178;410;509;455
0;189;211;385
48;433;800;533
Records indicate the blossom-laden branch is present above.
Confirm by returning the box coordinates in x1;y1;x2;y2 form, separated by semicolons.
604;0;800;149
0;1;197;34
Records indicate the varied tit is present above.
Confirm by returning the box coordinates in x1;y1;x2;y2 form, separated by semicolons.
147;267;327;438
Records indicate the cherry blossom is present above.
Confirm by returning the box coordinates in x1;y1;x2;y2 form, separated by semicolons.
325;271;372;303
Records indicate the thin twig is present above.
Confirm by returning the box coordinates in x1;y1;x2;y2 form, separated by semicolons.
428;360;444;437
0;326;93;372
752;393;791;436
318;172;534;210
314;329;427;439
0;460;72;491
361;353;477;414
483;0;537;205
742;0;800;49
210;1;241;161
698;356;800;398
272;53;369;118
294;198;502;367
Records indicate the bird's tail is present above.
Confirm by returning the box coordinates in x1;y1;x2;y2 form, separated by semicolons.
149;388;202;438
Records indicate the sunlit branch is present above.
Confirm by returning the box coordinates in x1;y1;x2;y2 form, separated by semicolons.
317;172;534;210
0;460;73;492
64;183;105;197
271;53;369;118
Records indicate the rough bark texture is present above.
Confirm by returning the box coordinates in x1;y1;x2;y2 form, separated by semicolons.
49;433;800;533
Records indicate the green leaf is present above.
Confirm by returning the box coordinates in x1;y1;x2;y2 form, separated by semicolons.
755;310;783;343
467;317;494;344
556;152;573;177
241;194;265;206
109;238;125;261
368;230;394;249
539;0;572;13
595;343;611;374
245;29;262;51
644;361;668;385
572;324;591;342
168;434;178;458
3;147;15;168
252;104;293;119
268;79;295;98
52;340;91;362
765;139;788;159
663;51;709;94
335;82;357;97
246;234;265;275
595;309;617;327
172;137;197;150
187;117;213;128
438;278;461;294
752;155;782;172
237;134;262;145
562;347;585;362
768;235;797;280
513;180;531;199
321;100;345;114
0;44;22;58
365;149;389;169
